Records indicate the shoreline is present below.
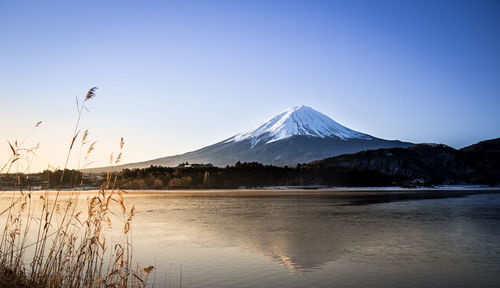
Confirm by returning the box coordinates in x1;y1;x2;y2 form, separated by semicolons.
2;187;499;198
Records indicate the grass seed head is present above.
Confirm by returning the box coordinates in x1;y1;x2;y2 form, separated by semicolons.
85;87;98;101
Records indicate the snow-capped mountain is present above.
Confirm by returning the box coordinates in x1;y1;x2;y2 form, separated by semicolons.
110;105;413;170
227;105;371;146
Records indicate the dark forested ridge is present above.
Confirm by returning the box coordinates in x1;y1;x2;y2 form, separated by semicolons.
2;138;500;190
309;140;500;186
460;137;500;179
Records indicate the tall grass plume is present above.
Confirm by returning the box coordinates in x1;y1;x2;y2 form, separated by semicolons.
0;88;153;287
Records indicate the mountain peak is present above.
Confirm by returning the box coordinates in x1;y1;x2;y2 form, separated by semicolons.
287;104;316;112
289;104;308;110
227;105;371;146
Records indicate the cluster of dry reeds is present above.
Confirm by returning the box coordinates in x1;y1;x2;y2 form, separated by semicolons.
0;88;153;287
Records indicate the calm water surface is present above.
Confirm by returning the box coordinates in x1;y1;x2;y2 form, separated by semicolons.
124;191;500;288
2;190;500;287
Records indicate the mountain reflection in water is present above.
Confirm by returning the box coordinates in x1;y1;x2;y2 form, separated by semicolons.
123;190;500;287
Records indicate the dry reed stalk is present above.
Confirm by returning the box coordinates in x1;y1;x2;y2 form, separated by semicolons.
0;88;153;287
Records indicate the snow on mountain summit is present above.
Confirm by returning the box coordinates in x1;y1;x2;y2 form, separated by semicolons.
227;105;371;146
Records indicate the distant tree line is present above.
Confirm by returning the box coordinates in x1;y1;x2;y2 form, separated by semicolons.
0;162;409;190
0;169;94;189
112;161;394;189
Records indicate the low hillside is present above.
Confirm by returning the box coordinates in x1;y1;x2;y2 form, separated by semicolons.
309;138;500;186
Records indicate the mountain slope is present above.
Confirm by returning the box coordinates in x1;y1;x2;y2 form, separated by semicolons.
101;105;412;170
461;137;500;181
307;138;500;185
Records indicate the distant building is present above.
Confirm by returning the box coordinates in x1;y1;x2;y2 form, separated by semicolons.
177;162;192;168
176;162;213;168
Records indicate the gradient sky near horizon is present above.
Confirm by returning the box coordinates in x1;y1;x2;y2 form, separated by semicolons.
1;0;500;172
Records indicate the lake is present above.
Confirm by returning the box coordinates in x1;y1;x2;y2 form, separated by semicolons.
2;189;500;287
126;189;500;287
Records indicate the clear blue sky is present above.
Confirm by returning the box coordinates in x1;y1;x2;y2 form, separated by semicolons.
1;0;499;172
